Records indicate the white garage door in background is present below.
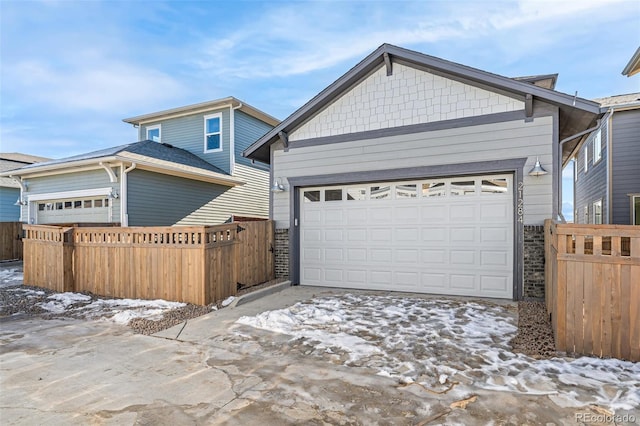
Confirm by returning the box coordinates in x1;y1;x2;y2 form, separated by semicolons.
300;174;514;299
36;197;111;225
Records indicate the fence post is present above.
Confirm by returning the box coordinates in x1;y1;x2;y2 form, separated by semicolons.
62;227;75;292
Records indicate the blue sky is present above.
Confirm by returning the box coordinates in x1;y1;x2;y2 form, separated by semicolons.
1;0;639;219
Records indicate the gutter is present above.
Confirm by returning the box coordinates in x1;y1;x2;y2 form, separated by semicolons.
557;119;601;223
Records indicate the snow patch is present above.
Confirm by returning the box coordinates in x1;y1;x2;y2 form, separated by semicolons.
234;294;640;412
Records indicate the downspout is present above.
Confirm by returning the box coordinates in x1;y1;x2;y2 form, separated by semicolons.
230;102;243;176
606;108;614;224
9;176;27;222
121;163;137;226
557;119;601;223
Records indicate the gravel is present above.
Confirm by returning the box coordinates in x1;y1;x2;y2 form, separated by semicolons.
509;300;558;359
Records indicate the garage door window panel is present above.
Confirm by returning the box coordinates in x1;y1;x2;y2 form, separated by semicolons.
325;189;343;201
451;180;476;196
347;188;366;200
304;190;320;203
396;184;417;198
422;182;446;197
370;185;391;200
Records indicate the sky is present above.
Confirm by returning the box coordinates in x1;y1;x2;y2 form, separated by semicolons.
1;0;639;219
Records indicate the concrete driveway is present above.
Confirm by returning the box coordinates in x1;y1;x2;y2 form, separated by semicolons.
2;286;638;425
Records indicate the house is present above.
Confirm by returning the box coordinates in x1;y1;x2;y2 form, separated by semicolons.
244;44;601;300
572;93;640;225
2;97;279;226
0;153;49;222
622;46;640;77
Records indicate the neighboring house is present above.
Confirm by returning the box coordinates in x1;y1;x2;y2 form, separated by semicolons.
572;93;640;225
0;153;49;222
622;46;640;77
2;97;279;226
244;44;601;300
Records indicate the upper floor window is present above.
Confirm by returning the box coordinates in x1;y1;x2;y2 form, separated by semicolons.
583;143;589;173
147;125;161;142
204;113;222;152
593;130;602;164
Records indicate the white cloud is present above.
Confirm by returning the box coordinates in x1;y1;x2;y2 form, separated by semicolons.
5;59;186;113
194;0;634;80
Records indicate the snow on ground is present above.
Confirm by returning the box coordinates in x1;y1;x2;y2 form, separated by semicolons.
37;292;186;323
1;267;185;323
236;294;640;412
0;268;23;288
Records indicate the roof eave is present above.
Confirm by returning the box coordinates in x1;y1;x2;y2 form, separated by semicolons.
622;47;640;77
0;156;121;177
122;97;280;127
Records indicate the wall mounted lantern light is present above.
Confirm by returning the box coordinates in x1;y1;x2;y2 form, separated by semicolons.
528;157;548;177
271;178;285;192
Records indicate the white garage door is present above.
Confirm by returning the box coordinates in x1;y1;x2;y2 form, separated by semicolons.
36;197;111;225
300;174;514;298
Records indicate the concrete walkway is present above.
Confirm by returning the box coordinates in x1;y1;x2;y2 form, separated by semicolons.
2;286;636;425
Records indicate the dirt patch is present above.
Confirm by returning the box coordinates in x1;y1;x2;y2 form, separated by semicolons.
510;300;557;359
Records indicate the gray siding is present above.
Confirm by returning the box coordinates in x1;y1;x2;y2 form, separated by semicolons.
574;119;608;223
0;187;20;221
234;110;273;168
140;107;232;174
273;115;555;228
611;109;640;224
127;169;227;226
21;168;120;223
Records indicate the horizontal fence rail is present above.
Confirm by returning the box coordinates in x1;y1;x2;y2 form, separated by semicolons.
545;220;640;362
22;221;275;305
0;222;24;261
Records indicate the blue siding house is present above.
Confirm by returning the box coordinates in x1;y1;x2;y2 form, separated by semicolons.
2;98;278;226
573;93;640;225
0;153;49;222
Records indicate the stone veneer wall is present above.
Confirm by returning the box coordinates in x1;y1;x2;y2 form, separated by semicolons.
523;225;545;299
274;228;289;279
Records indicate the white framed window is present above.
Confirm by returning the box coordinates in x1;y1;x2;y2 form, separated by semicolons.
593;200;602;224
593;130;602;164
583;206;589;224
204;113;222;152
146;124;161;142
632;195;640;226
584;144;589;173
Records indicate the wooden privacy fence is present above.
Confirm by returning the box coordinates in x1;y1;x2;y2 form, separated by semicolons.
0;222;23;260
23;221;275;305
545;220;640;361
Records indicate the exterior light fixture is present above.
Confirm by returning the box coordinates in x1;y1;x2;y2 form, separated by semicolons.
14;198;27;206
108;190;119;199
271;178;285;192
528;157;548;177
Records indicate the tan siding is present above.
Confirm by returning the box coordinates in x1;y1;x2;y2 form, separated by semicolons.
177;163;269;225
273;116;553;227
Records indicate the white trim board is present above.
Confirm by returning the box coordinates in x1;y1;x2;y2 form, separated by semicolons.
26;187;114;202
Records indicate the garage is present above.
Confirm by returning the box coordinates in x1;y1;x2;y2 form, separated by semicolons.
300;174;514;298
34;196;111;225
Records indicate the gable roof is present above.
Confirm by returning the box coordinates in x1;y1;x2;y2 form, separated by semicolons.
2;141;243;186
512;73;558;90
622;47;640;77
122;96;280;127
594;92;640;109
244;44;601;164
